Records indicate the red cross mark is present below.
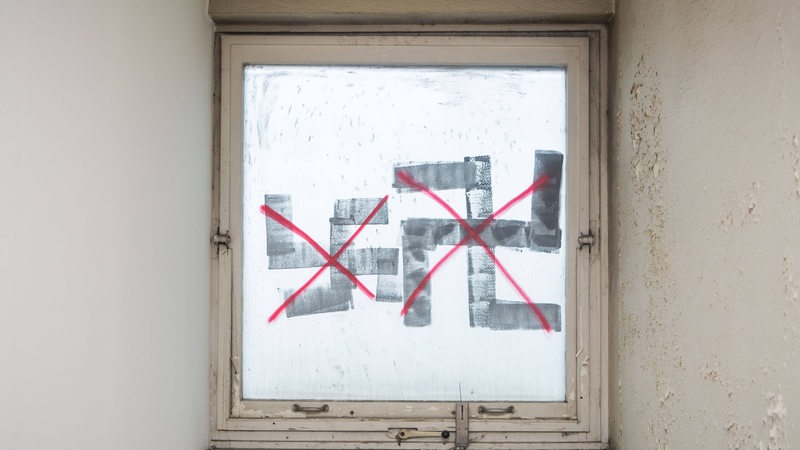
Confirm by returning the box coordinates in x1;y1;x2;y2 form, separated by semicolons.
395;171;553;332
260;195;389;323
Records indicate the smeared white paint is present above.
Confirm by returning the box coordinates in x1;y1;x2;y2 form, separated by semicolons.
759;393;787;450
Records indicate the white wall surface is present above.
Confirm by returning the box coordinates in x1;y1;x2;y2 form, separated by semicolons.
0;1;213;449
609;1;800;448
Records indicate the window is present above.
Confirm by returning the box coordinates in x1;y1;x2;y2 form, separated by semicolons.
212;31;607;449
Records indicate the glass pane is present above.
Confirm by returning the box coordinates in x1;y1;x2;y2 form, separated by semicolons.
241;65;567;402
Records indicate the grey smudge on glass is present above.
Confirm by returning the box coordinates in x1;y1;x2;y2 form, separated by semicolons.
402;235;431;327
285;286;354;318
464;155;494;219
487;302;561;331
329;219;399;290
392;161;478;192
375;275;403;303
530;150;563;253
331;197;389;225
464;155;496;329
402;218;529;248
267;242;328;270
329;223;355;290
264;194;296;256
467;248;496;328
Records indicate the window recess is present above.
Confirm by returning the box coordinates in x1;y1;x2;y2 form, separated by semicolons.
211;30;608;450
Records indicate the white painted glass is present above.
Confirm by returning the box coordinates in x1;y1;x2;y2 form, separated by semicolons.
241;66;567;401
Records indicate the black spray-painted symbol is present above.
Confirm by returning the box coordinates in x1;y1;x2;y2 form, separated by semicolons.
261;151;563;331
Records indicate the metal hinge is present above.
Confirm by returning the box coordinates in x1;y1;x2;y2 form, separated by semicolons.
212;229;231;252
578;230;595;251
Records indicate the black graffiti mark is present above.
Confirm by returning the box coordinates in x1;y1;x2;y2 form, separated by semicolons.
285;286;353;318
530;150;564;252
263;152;564;330
488;302;562;331
393;153;563;330
264;195;398;318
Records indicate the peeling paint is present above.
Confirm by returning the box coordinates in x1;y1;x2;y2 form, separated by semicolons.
784;253;799;303
782;253;800;344
230;357;267;419
628;56;664;190
718;181;762;230
759;393;787;450
625;54;685;450
725;420;755;450
628;55;672;293
610;1;800;449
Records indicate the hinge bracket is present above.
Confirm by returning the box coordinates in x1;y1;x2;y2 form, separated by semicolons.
212;229;231;252
578;229;595;251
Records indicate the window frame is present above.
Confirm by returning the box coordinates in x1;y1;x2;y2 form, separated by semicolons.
211;28;608;450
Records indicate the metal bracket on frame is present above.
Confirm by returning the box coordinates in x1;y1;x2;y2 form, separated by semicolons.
455;402;469;449
578;229;595;251
388;402;469;448
212;228;231;253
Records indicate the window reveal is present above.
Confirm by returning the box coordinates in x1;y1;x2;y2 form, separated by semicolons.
212;32;607;449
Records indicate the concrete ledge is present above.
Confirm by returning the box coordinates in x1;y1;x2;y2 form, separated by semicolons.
208;0;615;26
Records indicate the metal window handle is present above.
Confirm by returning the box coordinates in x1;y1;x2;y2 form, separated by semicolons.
477;405;514;414
291;403;329;413
392;428;451;441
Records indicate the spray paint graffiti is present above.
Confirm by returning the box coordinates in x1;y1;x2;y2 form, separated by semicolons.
260;195;391;321
260;152;563;331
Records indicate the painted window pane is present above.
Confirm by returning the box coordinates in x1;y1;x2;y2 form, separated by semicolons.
241;66;567;401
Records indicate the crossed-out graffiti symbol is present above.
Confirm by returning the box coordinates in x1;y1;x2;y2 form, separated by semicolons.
260;151;564;332
394;170;553;332
259;195;389;322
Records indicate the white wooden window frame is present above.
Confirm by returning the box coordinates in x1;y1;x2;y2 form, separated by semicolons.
211;29;608;450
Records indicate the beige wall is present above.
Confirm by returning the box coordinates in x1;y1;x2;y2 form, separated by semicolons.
0;1;213;449
609;0;800;448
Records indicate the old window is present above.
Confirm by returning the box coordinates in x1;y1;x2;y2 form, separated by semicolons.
212;31;607;449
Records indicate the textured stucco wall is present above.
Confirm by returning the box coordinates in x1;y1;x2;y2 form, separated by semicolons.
609;1;800;448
